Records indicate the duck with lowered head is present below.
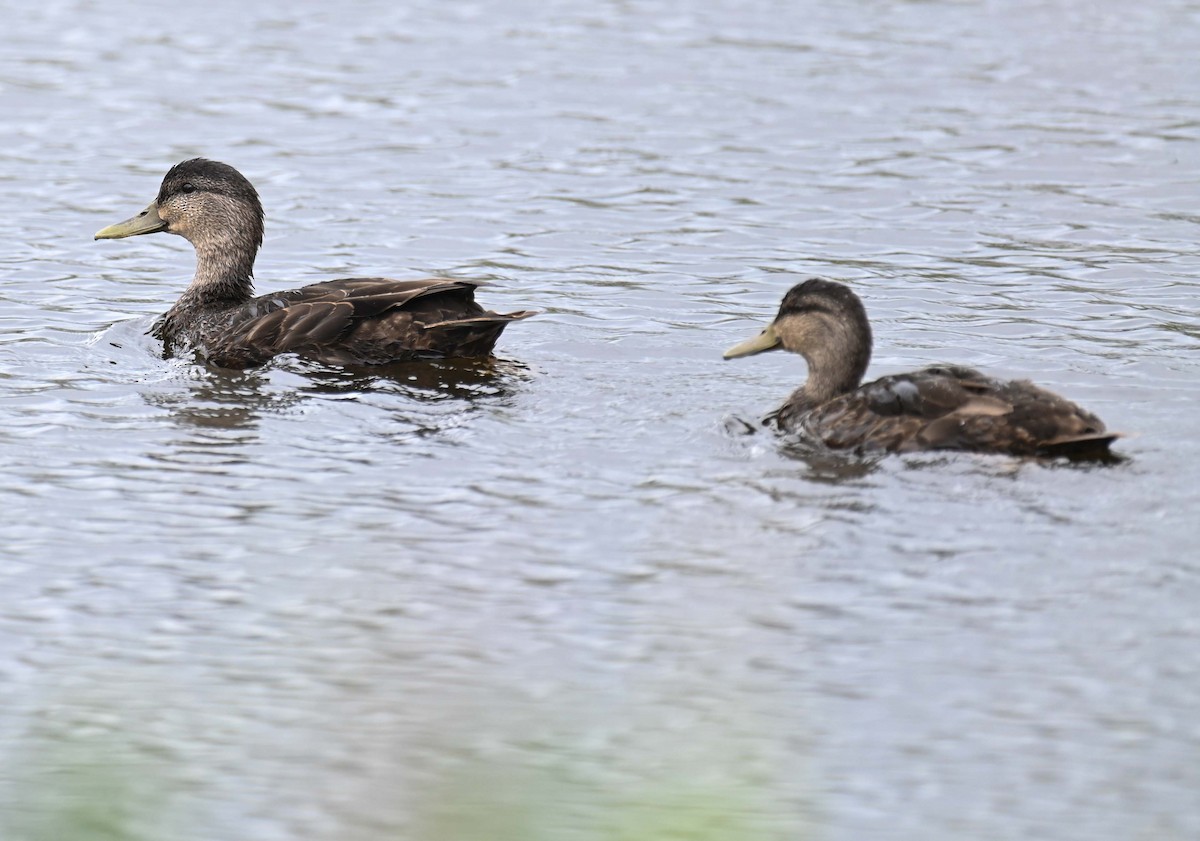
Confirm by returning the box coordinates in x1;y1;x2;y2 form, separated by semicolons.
724;279;1119;458
95;158;534;369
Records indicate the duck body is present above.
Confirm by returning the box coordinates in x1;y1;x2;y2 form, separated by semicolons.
154;276;526;369
773;363;1113;457
726;279;1118;458
97;158;533;369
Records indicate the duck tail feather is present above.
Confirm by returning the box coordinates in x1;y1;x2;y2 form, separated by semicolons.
1036;431;1123;459
423;310;538;329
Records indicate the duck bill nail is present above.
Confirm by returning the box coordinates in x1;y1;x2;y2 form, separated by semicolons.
95;201;167;240
723;324;781;359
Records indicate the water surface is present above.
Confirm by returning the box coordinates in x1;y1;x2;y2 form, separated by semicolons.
1;1;1198;839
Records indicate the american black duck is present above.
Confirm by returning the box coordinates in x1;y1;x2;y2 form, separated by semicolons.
724;279;1119;458
95;158;534;369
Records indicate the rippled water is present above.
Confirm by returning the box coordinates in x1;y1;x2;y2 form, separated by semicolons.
2;1;1198;839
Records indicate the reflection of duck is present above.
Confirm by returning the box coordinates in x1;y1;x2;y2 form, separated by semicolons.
725;279;1119;458
96;159;534;369
148;356;528;436
293;355;529;403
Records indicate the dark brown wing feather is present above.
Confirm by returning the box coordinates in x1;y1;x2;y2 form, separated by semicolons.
785;365;1115;456
194;278;534;368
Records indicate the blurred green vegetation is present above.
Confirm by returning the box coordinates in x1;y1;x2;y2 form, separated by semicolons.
4;686;799;841
416;761;789;841
4;734;172;841
6;735;795;841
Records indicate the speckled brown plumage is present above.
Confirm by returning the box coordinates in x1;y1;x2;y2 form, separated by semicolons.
97;159;534;369
725;279;1118;458
153;276;529;369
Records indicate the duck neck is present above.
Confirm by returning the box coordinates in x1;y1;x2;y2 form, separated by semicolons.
181;239;256;307
802;345;865;404
785;323;871;414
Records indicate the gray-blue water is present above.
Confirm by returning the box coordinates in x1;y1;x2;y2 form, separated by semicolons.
1;1;1198;838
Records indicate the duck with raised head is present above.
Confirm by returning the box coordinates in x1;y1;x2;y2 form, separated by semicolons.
724;279;1119;458
95;158;534;369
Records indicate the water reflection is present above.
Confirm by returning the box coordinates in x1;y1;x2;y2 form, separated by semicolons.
777;437;884;483
141;354;531;435
290;355;530;403
141;366;290;431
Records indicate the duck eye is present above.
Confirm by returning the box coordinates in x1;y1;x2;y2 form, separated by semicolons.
181;182;196;194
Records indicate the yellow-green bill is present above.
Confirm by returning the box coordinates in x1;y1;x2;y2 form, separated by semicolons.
94;201;166;240
723;323;780;359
